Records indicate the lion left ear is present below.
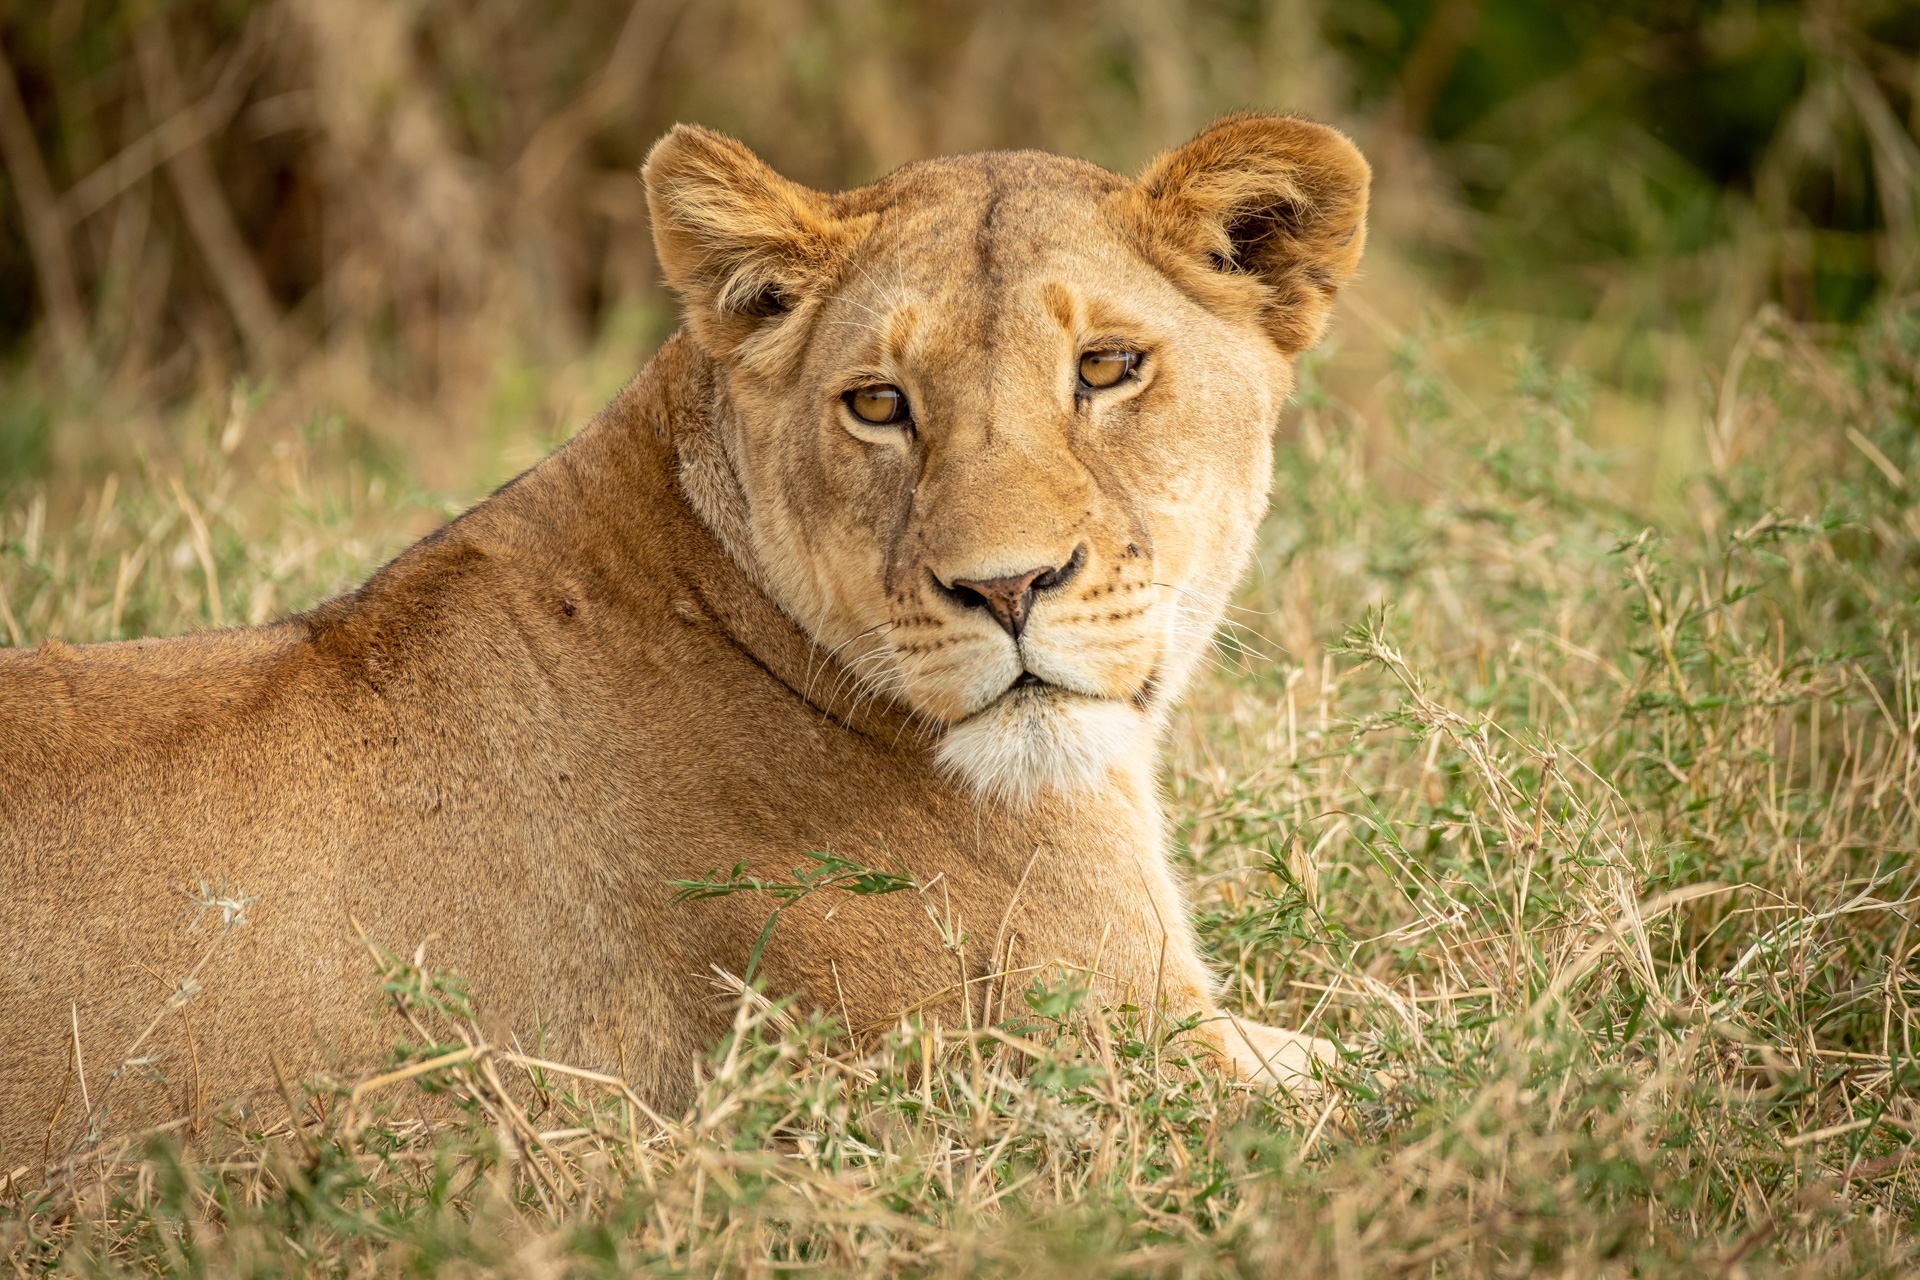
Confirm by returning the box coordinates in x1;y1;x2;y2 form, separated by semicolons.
1127;113;1371;354
643;124;852;358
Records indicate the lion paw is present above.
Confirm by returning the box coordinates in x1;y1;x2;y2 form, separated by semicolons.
1222;1016;1339;1093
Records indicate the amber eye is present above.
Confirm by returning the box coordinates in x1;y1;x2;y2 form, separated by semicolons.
845;384;911;426
1078;350;1139;389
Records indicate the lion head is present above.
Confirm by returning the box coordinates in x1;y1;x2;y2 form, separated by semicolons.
644;114;1368;804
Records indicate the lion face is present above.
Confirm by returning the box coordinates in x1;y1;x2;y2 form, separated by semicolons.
647;116;1369;804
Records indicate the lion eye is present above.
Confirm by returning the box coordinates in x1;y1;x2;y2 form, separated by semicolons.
845;384;911;426
1078;351;1139;389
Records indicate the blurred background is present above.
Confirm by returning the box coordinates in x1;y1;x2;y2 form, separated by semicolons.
1;0;1919;622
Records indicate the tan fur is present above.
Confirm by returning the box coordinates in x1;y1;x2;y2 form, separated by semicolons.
0;114;1367;1158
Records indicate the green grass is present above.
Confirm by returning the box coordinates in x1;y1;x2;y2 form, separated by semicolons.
3;301;1918;1276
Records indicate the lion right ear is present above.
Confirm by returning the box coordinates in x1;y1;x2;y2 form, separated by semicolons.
1126;113;1370;355
643;125;852;358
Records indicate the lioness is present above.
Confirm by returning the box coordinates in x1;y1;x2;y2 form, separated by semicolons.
1;113;1367;1156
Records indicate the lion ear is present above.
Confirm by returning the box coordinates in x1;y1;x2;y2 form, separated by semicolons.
1128;113;1370;354
644;125;849;357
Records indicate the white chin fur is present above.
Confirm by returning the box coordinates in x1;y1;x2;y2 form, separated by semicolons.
934;690;1142;807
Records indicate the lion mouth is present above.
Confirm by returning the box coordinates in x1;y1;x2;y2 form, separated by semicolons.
959;671;1071;722
984;667;1149;713
1000;670;1077;705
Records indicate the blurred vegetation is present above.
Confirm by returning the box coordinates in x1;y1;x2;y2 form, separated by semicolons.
0;0;1917;489
1334;1;1920;335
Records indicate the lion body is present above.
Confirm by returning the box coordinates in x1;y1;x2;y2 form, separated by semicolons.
0;117;1367;1158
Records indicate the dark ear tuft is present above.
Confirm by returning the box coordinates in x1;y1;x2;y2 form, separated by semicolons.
738;286;791;319
1221;206;1289;272
643;124;848;357
1127;113;1370;353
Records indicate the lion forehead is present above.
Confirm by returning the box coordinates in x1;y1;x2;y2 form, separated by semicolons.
833;150;1129;224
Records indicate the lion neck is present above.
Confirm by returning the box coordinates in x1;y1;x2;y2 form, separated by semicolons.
668;344;768;600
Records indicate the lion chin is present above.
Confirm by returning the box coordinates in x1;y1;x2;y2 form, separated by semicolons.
934;685;1145;807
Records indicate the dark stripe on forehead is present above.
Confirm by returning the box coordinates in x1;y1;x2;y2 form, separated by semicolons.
975;179;1006;444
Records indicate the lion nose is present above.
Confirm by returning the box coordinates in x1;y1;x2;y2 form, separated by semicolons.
945;547;1085;639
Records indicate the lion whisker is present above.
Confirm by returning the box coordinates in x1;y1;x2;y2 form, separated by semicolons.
804;619;898;706
834;647;910;714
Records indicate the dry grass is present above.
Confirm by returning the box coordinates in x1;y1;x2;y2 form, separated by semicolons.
3;299;1918;1276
